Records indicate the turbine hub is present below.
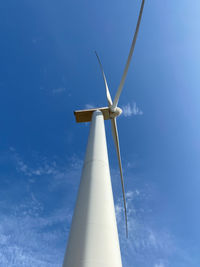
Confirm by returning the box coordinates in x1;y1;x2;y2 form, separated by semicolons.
110;107;123;118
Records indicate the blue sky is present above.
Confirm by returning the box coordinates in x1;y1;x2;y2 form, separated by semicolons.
0;0;200;266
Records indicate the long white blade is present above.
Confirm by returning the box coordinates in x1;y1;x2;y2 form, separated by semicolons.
111;118;128;237
95;51;113;107
112;0;145;109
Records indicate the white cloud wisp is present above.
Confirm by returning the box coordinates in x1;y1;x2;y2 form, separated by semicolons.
122;102;143;117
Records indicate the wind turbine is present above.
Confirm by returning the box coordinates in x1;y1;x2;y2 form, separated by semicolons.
63;1;145;266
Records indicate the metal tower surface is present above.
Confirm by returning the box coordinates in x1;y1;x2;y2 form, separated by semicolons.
63;110;122;267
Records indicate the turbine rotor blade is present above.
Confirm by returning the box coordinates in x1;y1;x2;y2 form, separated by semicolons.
112;0;145;109
111;118;128;237
95;51;113;107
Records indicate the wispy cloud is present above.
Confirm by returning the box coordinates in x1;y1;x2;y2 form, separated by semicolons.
0;149;82;266
9;149;83;193
0;200;71;267
85;104;95;109
115;187;193;267
122;102;143;117
13;154;56;177
154;262;165;267
52;87;66;94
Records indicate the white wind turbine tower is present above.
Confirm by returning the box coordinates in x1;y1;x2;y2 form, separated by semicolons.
63;1;145;266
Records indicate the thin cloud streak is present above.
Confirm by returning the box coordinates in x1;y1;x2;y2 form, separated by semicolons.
115;188;193;267
52;87;66;94
85;104;95;109
0;202;71;267
0;149;82;267
154;263;165;267
122;102;143;117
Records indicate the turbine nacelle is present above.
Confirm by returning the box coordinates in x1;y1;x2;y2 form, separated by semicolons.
74;106;122;123
109;106;122;118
